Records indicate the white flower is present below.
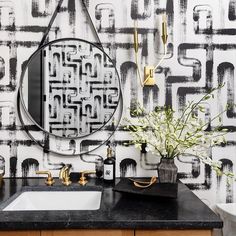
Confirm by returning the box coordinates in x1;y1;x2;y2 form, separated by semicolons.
124;86;234;179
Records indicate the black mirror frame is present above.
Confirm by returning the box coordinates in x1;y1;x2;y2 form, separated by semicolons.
17;38;123;156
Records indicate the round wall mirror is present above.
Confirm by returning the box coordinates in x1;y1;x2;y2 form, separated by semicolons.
19;38;122;139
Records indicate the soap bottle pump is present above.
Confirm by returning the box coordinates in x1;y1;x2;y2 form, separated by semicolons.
103;145;116;183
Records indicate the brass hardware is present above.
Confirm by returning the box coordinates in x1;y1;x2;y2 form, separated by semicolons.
161;14;168;45
133;21;139;54
133;20;144;87
59;164;72;186
128;176;157;188
133;14;168;87
153;14;168;71
36;170;55;186
78;170;96;186
144;66;155;86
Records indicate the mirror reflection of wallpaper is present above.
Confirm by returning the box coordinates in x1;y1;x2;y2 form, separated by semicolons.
0;0;236;205
43;41;119;137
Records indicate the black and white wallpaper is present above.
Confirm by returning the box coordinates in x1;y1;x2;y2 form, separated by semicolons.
0;0;236;206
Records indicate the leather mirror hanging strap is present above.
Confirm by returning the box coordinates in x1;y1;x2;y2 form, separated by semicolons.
38;0;103;50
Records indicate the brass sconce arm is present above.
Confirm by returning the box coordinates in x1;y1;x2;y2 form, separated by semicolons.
36;170;55;186
133;14;168;87
133;21;144;87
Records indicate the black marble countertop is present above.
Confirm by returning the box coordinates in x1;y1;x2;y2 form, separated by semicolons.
0;178;223;230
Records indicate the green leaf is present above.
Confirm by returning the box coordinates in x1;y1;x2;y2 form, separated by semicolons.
203;95;211;100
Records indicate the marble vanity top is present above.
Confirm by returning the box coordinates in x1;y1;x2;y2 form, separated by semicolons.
0;178;223;230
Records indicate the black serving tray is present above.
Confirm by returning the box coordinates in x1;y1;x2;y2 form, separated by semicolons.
113;178;178;198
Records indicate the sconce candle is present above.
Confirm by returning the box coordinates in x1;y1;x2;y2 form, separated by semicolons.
161;14;168;45
133;20;139;53
133;20;143;87
133;15;168;86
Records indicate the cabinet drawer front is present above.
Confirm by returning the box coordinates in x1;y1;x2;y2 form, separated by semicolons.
0;231;40;236
41;229;134;236
135;230;212;236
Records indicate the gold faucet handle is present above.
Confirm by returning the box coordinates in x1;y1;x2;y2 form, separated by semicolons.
36;170;55;186
62;177;72;186
78;170;96;186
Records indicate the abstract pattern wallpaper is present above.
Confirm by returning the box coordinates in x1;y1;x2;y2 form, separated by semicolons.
23;39;120;138
0;0;236;206
44;41;120;138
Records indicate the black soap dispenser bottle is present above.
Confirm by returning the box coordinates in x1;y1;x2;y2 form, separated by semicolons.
103;145;116;183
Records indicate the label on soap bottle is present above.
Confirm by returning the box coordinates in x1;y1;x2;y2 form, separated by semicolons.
104;164;114;180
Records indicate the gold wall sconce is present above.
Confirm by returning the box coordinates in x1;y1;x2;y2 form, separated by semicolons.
133;15;168;87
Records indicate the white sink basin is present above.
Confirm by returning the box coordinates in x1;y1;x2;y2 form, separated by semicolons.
3;191;102;211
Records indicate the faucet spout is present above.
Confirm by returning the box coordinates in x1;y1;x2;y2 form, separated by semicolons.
36;170;55;186
59;164;72;186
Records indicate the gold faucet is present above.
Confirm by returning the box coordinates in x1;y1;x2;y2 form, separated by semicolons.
36;170;55;186
59;164;72;186
78;170;96;186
